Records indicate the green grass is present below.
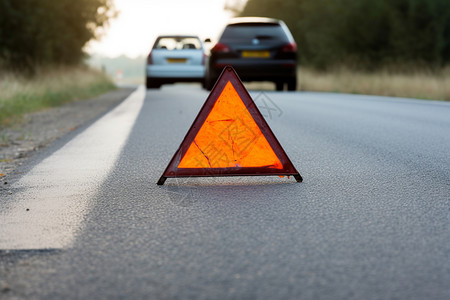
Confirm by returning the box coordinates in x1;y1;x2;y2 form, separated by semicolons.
0;65;116;128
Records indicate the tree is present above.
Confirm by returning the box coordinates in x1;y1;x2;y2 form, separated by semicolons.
0;0;116;70
239;0;450;69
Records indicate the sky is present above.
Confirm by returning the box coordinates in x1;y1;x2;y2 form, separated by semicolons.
86;0;242;58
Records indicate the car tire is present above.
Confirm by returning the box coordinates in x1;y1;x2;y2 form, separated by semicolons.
146;77;160;89
275;81;284;91
205;75;216;91
287;77;297;91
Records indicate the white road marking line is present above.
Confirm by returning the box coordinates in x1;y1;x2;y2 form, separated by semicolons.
0;86;145;250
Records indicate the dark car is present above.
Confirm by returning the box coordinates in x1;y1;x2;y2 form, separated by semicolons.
206;17;298;91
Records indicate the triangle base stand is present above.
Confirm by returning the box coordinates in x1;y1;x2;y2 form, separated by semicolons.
157;173;302;186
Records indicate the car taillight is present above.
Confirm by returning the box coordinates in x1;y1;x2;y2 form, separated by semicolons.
202;53;207;65
147;53;153;64
281;42;297;52
211;43;230;53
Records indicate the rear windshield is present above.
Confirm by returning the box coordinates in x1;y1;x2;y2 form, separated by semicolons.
220;23;288;42
154;37;202;50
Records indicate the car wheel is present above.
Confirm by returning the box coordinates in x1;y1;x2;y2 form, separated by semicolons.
205;75;216;91
287;77;297;91
146;77;160;89
202;78;207;90
275;81;284;91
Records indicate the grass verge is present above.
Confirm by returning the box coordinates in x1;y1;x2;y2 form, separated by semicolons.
298;66;450;101
0;65;116;128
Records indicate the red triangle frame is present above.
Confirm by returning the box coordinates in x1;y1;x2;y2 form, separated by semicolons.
157;66;302;185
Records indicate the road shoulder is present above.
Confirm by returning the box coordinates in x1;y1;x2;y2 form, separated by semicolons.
0;87;136;180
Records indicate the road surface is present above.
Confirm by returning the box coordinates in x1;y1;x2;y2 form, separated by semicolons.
1;84;449;299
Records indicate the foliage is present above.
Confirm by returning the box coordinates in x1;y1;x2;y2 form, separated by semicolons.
0;65;116;127
240;0;450;69
0;0;116;71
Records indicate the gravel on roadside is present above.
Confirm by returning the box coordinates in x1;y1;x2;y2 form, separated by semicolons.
0;87;136;181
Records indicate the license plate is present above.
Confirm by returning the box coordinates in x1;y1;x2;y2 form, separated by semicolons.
242;51;270;58
167;58;187;63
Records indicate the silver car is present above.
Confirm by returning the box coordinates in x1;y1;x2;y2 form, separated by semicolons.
146;35;207;89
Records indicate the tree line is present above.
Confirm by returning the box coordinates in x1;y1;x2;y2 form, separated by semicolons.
0;0;115;71
240;0;450;69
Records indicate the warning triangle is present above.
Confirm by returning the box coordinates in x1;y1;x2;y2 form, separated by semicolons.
157;66;302;185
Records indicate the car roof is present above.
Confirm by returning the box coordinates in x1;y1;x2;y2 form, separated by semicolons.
227;17;282;26
155;35;200;39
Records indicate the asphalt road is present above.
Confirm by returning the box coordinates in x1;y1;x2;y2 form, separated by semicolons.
0;84;449;299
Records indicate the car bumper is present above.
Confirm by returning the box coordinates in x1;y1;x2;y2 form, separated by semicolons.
146;65;205;79
210;59;297;80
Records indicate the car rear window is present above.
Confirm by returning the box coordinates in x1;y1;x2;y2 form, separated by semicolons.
220;23;289;42
154;37;202;50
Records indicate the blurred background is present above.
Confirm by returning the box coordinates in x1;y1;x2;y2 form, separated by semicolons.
1;0;449;107
84;0;450;83
86;0;244;83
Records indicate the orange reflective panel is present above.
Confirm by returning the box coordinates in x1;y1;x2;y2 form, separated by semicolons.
178;81;283;169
